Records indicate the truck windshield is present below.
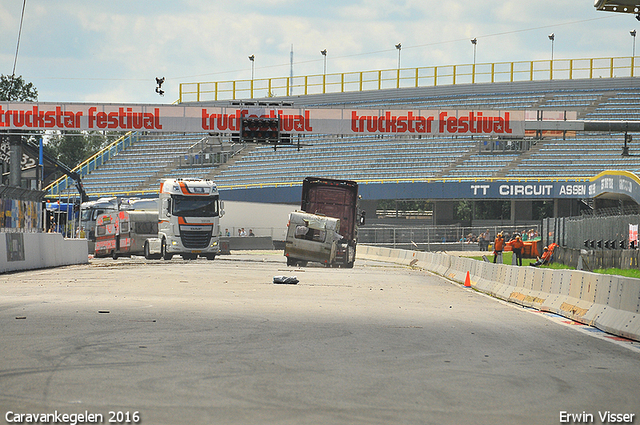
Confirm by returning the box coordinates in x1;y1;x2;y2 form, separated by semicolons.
172;195;219;217
80;209;92;222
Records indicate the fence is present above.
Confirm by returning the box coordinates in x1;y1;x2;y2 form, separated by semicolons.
180;55;639;102
544;215;640;250
544;215;640;269
358;224;541;251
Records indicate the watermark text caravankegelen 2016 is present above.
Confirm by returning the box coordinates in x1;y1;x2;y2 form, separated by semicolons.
5;410;141;425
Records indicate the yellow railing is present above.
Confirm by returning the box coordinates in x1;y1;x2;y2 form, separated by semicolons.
45;131;137;198
180;55;639;103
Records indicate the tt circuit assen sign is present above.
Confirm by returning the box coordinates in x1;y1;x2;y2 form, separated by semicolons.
358;180;591;202
0;102;525;137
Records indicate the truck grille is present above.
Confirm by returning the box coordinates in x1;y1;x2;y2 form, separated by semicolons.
180;231;212;249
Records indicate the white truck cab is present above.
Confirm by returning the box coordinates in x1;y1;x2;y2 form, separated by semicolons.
145;178;223;260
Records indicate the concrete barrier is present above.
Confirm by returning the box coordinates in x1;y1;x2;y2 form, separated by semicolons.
223;236;275;250
357;244;640;342
0;232;88;274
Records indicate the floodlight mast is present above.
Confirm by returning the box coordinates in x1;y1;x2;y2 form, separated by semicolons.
594;0;640;20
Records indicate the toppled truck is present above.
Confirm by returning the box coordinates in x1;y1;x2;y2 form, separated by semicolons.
284;210;343;267
285;177;362;268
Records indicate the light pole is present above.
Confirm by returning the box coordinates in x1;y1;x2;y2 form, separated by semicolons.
395;43;402;70
548;33;555;80
471;38;477;83
248;55;255;98
321;49;327;75
632;30;637;77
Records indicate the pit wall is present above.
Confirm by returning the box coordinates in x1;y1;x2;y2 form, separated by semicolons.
0;232;88;274
357;245;640;342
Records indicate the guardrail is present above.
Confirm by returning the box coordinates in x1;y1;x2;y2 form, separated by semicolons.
179;55;639;103
45;131;138;198
357;245;640;342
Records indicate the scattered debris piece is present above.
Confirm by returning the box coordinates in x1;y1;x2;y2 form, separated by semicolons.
273;275;299;285
15;316;26;320
98;310;110;314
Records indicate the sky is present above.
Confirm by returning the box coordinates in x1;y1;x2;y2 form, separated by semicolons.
0;0;638;104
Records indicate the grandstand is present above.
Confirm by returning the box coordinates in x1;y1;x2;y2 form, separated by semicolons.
45;66;640;217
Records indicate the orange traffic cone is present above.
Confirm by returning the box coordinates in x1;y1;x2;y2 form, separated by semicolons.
464;271;471;287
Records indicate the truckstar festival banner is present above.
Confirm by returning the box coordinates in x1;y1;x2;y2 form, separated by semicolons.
0;102;526;137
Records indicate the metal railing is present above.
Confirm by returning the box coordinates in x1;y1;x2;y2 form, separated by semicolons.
45;131;138;198
545;214;640;250
179;55;639;103
359;224;541;251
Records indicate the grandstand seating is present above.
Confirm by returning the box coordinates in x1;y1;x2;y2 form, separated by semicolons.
56;77;640;198
79;133;221;195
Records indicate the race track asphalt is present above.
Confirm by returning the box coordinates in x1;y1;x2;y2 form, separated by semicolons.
1;251;638;425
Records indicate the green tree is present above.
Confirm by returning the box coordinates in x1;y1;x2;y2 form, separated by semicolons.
474;200;511;220
46;131;115;169
532;201;554;220
0;74;37;101
455;200;472;221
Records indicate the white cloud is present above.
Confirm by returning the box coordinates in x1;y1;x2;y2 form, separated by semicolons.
0;1;636;103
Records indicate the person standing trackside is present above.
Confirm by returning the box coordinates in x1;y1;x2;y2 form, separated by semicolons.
493;232;504;263
479;229;490;251
507;235;524;266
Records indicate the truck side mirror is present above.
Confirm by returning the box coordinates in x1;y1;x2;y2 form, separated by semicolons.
165;199;172;216
359;211;366;226
219;201;225;218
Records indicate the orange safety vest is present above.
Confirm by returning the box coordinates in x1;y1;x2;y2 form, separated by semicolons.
494;237;504;251
509;239;524;250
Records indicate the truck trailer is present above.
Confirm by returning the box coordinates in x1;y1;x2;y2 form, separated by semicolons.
81;197;158;253
94;210;158;259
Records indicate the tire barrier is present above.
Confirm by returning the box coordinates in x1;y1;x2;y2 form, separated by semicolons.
357;245;640;342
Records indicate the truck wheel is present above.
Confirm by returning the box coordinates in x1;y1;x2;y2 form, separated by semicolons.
162;239;173;260
144;242;159;260
299;261;308;267
111;250;118;260
206;254;216;261
287;257;296;267
344;261;354;268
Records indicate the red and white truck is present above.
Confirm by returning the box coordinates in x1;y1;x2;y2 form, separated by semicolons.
94;210;158;259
